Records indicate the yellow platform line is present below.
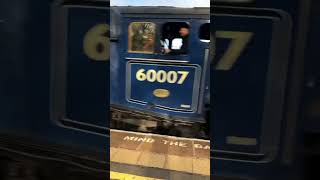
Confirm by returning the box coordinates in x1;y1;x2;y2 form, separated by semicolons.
110;171;164;180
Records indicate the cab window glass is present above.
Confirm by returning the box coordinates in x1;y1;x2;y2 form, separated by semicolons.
161;22;190;55
128;22;156;53
199;23;210;42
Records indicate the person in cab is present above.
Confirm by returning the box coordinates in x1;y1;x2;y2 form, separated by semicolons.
163;25;190;55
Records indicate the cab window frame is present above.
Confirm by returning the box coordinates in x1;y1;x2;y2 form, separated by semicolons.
199;23;210;43
128;21;156;54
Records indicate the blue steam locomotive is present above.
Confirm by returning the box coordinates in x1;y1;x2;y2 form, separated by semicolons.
110;6;211;138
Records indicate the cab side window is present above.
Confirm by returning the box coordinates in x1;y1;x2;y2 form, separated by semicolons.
199;23;210;43
128;22;156;53
161;22;190;55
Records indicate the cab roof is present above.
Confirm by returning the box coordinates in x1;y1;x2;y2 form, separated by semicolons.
112;6;209;16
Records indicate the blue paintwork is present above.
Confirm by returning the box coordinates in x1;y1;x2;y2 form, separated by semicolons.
214;15;274;153
128;63;200;112
111;9;210;122
0;0;108;162
212;0;306;179
66;7;109;128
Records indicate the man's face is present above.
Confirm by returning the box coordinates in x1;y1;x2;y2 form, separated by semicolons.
179;27;189;37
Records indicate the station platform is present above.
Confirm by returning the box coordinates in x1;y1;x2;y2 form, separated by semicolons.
110;129;210;179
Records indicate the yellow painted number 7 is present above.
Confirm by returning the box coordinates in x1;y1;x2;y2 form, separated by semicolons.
215;31;253;70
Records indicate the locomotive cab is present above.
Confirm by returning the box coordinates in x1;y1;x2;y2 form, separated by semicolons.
110;7;210;137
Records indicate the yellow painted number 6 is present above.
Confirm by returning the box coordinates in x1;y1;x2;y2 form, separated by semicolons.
83;24;109;61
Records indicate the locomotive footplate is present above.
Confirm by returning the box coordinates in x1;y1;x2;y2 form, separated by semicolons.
110;129;210;179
